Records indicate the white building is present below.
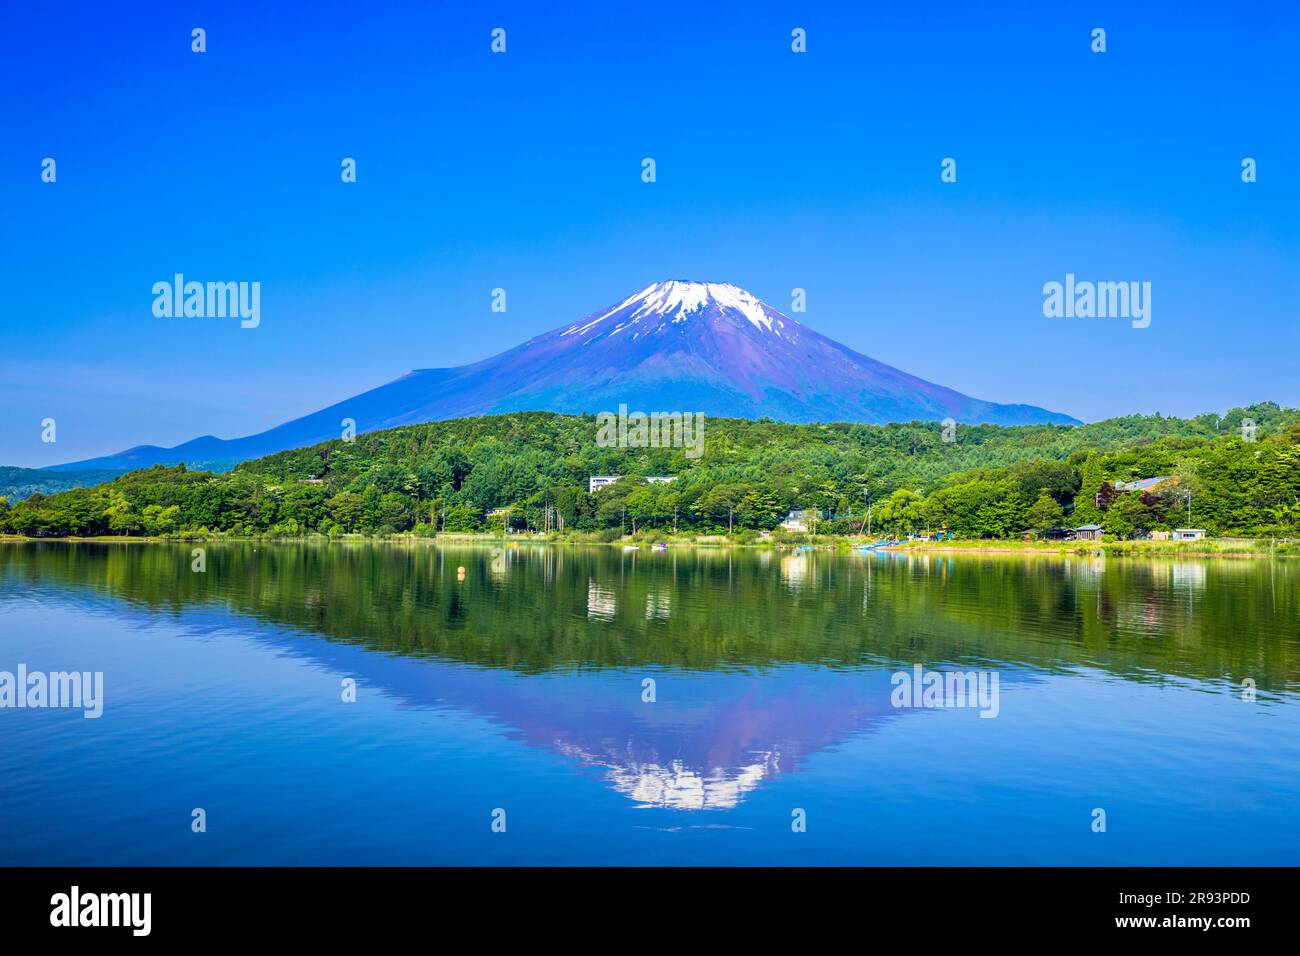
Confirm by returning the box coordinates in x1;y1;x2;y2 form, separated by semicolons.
1172;528;1207;541
780;509;817;533
589;475;677;493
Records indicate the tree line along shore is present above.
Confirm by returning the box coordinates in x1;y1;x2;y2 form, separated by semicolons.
2;404;1297;544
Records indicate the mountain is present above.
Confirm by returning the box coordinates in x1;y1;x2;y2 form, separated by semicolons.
0;466;121;501
48;280;1078;472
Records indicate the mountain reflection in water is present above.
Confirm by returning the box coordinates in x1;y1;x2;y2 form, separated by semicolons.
1;541;1297;865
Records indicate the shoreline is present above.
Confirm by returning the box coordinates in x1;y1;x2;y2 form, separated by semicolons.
2;533;1295;559
893;545;1285;558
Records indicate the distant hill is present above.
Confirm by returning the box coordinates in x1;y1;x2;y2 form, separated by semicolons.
0;466;120;502
47;280;1078;473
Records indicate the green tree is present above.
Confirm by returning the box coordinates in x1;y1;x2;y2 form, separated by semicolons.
442;503;481;532
327;491;366;532
1071;454;1104;526
1103;492;1153;539
876;488;924;534
103;491;141;535
1024;493;1065;531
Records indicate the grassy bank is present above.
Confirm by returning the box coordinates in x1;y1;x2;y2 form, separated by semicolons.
893;537;1300;557
5;531;1298;557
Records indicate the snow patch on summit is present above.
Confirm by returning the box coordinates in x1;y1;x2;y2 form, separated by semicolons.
560;280;780;340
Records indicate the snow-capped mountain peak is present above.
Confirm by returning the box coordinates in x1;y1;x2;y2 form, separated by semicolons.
628;280;778;332
562;280;782;339
52;279;1079;473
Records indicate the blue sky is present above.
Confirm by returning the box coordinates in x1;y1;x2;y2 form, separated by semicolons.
2;0;1297;466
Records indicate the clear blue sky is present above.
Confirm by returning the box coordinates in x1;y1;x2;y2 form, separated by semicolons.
2;0;1297;466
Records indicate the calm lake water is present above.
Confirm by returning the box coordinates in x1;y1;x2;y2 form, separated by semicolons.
1;541;1298;866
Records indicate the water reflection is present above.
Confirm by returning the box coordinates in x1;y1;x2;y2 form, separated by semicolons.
587;579;616;620
1;542;1297;815
3;541;1295;686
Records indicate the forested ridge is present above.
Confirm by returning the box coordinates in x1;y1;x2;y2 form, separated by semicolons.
3;403;1297;539
0;466;120;502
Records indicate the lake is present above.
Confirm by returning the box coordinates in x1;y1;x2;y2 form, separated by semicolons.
1;541;1297;865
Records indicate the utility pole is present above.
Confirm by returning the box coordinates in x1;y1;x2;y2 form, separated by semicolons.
857;484;872;536
1186;491;1192;526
